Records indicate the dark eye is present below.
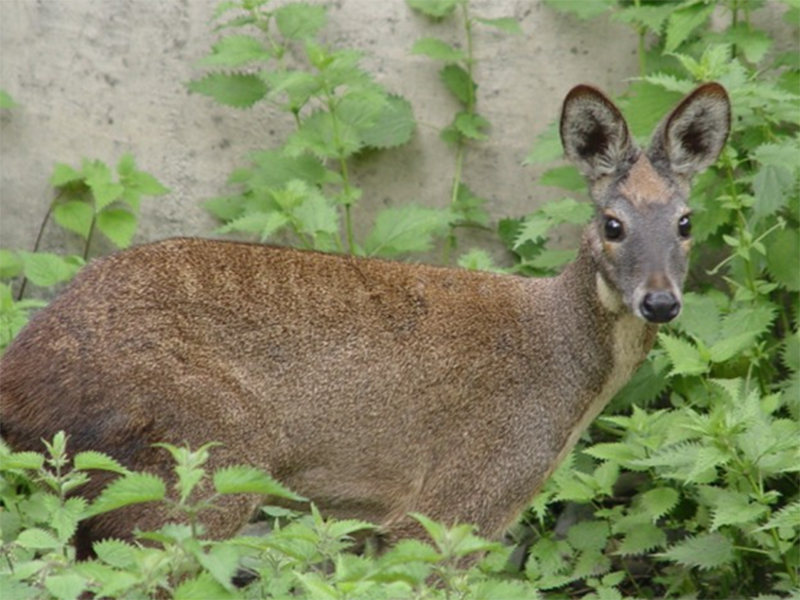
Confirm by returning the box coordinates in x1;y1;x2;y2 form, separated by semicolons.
604;216;624;241
678;214;692;238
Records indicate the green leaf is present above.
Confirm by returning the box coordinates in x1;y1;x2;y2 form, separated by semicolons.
566;520;609;553
197;34;271;67
50;162;84;187
213;465;305;501
83;159;124;212
440;64;475;105
766;228;800;291
524;121;563;164
87;472;166;517
613;4;674;35
195;545;241;593
539;197;593;224
700;487;770;530
658;332;709;376
411;37;466;62
16;527;61;550
640;487;680;521
0;89;17;108
17;252;84;287
2;450;45;471
44;573;88;600
73;451;129;474
407;0;459;19
247;150;327;189
53;201;94;239
514;216;552;247
363;205;451;257
665;2;715;53
359;94;416;150
539;166;585;191
174;572;239;600
0;249;23;280
218;211;290;241
583;442;642;464
93;539;138;569
275;3;327;40
544;0;614;20
475;16;522;34
658;532;735;570
454;112;490;140
755;500;800;533
616;522;666;555
188;73;267;108
96;209;138;248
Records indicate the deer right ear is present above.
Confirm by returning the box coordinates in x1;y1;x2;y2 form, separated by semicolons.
560;85;633;181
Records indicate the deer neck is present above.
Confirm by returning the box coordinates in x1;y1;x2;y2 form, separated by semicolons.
530;231;659;466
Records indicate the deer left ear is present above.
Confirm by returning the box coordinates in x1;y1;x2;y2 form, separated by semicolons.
649;82;731;178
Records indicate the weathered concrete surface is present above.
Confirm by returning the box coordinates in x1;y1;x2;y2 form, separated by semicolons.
0;1;790;261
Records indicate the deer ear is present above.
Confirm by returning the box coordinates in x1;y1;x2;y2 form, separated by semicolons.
560;85;633;181
650;82;731;177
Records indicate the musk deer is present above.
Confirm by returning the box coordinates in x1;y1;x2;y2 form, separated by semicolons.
0;83;730;559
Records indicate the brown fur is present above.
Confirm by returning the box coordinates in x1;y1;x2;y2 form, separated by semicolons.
0;84;730;559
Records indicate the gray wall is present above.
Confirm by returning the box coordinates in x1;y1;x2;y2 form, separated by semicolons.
0;0;741;260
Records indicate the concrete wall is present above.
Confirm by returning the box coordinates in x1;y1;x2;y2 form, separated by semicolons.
1;1;786;261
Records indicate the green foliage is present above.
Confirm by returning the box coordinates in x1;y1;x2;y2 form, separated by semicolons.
190;0;425;256
0;435;543;599
407;0;520;262
0;155;168;353
0;89;18;108
521;1;800;597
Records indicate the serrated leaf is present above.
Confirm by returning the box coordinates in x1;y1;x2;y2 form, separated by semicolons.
50;163;84;187
475;16;522;34
16;527;61;549
363;205;451;257
616;522;666;555
96;209;137;248
213;465;304;501
454;112;490;140
195;545;241;593
640;487;680;521
700;487;770;530
539;166;586;191
87;472;166;517
566;520;609;552
755;500;800;533
0;249;23;280
2;451;45;470
411;37;465;62
51;497;87;542
17;252;84;287
93;538;138;569
74;451;129;474
583;442;641;464
539;197;593;224
275;3;327;40
513;216;551;247
174;572;239;600
53;200;94;239
197;34;271;67
440;64;475;105
83;160;124;212
613;4;674;35
767;228;800;291
218;211;290;241
665;2;715;53
44;573;88;600
407;0;459;19
359;94;416;149
658;532;734;570
658;332;708;376
247;150;327;189
188;73;267;108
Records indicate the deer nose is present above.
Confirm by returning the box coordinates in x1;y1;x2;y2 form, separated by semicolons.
641;291;681;323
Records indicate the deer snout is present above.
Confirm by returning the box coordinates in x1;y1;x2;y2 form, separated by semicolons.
640;290;681;323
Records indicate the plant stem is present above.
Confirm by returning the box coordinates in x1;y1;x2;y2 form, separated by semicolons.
16;191;63;301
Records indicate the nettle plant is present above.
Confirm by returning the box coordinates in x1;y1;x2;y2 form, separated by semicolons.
188;0;519;263
517;1;799;599
0;155;168;352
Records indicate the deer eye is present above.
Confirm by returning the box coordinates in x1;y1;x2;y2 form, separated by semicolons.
603;216;624;241
678;214;692;238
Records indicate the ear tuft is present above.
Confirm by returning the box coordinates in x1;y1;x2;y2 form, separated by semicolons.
560;85;633;181
653;83;731;177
